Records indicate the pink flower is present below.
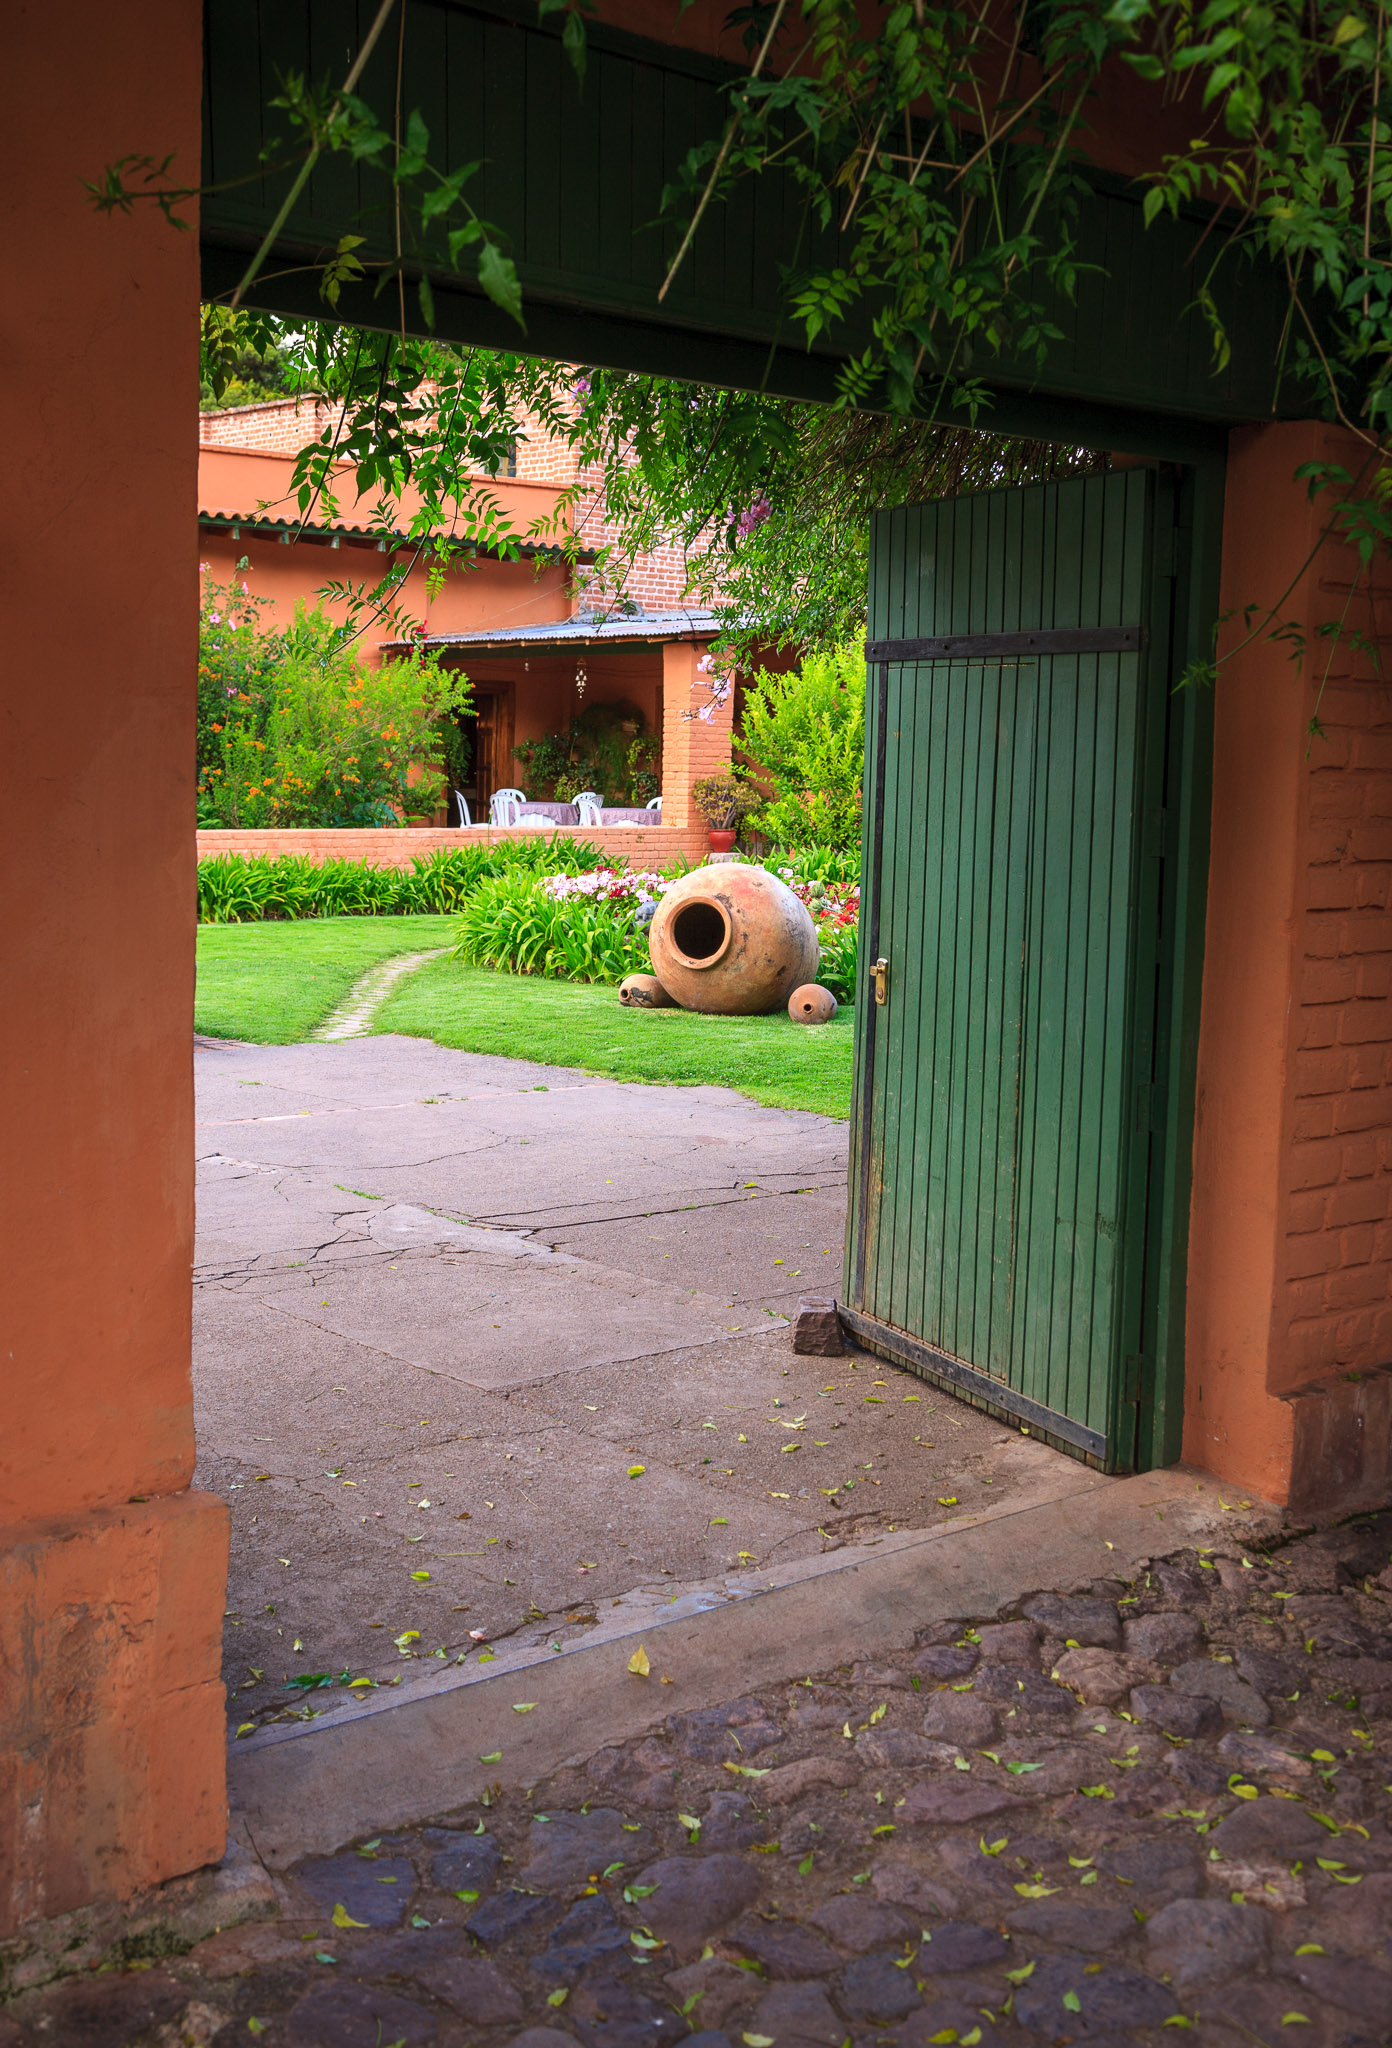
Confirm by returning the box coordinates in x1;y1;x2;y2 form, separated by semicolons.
735;493;771;537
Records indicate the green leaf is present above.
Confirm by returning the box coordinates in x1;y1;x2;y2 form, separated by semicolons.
548;1988;569;2007
479;242;525;329
1062;1990;1081;2012
562;6;588;84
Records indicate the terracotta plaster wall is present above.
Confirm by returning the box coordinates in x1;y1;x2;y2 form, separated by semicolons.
199;531;572;649
4;0;227;1924
1186;422;1392;1511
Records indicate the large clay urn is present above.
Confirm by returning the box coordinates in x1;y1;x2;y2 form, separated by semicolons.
648;862;819;1014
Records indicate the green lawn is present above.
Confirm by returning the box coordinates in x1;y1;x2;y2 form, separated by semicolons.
195;919;854;1118
376;956;854;1119
195;916;456;1043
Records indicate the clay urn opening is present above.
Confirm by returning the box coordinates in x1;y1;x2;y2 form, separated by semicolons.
669;896;732;969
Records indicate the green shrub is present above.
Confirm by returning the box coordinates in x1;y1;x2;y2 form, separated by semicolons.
768;844;861;889
196;839;607;923
738;643;865;851
814;919;859;1004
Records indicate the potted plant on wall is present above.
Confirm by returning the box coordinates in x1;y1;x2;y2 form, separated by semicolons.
691;773;760;855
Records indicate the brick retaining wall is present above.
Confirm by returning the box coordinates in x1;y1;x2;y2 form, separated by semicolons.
196;824;713;869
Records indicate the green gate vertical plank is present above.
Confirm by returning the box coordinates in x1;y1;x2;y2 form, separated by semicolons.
976;489;1026;1374
885;506;929;1334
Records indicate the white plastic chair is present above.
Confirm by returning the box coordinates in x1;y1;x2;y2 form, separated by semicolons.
453;789;473;826
574;791;605;825
489;786;527;826
645;796;662;812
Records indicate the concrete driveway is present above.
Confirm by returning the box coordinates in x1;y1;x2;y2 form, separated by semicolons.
193;1034;1047;1730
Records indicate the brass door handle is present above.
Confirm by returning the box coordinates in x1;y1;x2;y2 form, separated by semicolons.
873;957;889;1006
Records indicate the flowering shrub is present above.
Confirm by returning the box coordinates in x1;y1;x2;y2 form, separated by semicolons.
543;868;670;924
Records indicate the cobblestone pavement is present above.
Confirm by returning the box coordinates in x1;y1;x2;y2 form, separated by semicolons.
9;1519;1392;2048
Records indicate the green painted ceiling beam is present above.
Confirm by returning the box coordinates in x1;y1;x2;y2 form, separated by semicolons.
200;0;1295;452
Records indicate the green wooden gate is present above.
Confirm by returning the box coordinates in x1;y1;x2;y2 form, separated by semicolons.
842;467;1192;1470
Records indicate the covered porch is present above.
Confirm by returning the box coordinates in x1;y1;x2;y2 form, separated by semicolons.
195;615;736;870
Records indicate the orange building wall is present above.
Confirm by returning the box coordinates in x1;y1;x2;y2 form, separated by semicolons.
1186;423;1392;1513
4;0;228;1930
198;441;575;646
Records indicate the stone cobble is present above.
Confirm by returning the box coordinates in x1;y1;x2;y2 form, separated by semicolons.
9;1521;1392;2048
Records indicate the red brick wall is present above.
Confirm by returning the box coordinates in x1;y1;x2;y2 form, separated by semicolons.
200;397;345;454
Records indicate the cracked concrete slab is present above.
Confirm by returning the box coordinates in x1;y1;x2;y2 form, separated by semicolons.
193;1034;1092;1738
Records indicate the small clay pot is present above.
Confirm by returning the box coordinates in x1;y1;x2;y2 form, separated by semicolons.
707;828;737;854
648;862;819;1015
618;973;674;1009
789;983;838;1025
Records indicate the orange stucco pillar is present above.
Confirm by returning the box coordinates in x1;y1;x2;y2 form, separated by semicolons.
2;0;228;1930
1186;422;1392;1514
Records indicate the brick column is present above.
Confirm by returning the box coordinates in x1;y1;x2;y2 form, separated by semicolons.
660;640;734;833
2;0;228;1929
1186;422;1392;1513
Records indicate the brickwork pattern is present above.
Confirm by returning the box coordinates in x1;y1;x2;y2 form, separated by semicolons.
196;823;714;869
1282;542;1392;1384
201;396;704;611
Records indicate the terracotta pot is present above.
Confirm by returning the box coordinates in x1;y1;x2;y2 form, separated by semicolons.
707;828;737;854
618;973;674;1009
648;862;819;1015
788;983;838;1025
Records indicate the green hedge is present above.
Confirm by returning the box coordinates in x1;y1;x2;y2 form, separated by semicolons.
196;841;607;923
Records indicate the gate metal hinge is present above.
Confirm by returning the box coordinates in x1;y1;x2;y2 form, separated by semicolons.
1124;1354;1149;1403
1134;1081;1167;1133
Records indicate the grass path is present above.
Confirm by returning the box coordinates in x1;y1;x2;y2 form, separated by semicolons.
195;916;456;1043
195;919;854;1118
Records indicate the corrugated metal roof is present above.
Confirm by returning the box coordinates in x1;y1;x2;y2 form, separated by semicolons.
388;607;724;652
197;509;588;562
